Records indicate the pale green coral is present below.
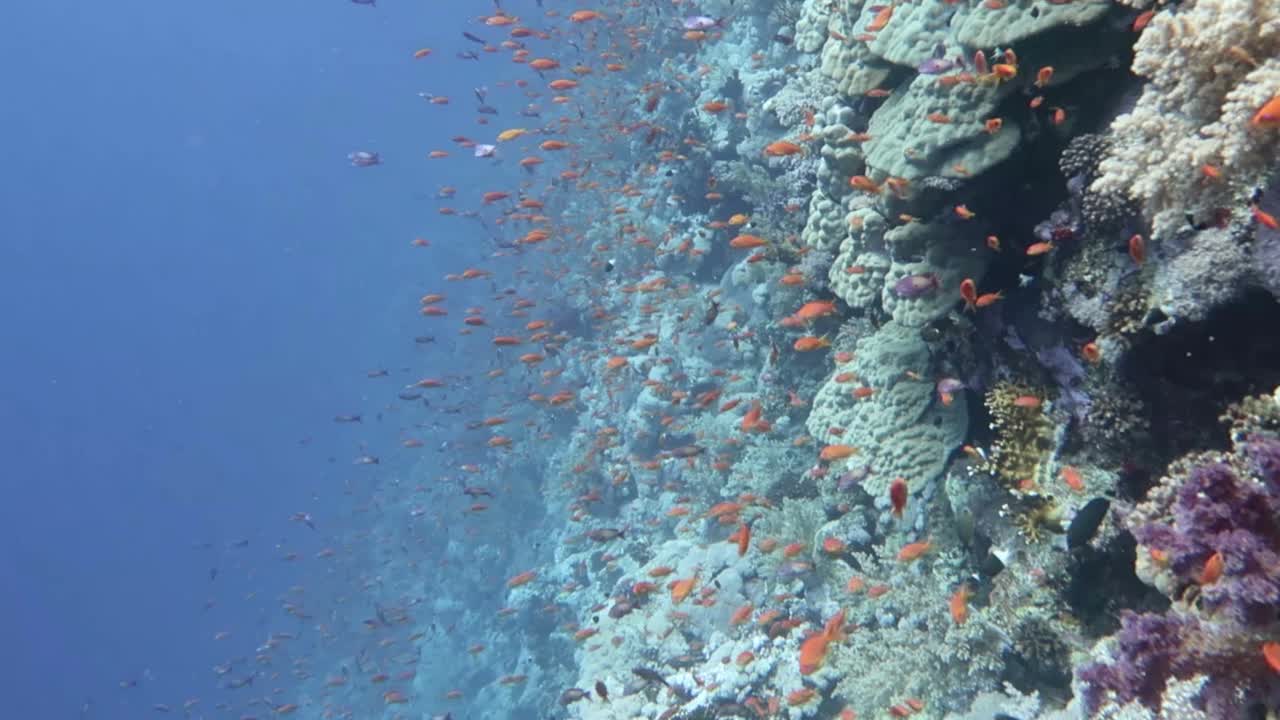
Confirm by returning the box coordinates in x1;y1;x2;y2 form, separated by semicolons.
951;0;1111;48
861;0;954;68
865;74;1020;181
806;321;967;498
881;220;987;328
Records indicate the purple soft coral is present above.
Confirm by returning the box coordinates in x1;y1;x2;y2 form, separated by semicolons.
1079;429;1280;714
1078;611;1191;712
1131;443;1280;627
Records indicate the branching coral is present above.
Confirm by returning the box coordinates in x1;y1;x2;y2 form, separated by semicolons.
1091;0;1280;241
984;382;1055;491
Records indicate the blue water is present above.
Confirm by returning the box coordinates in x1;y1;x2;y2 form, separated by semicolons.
1;2;496;716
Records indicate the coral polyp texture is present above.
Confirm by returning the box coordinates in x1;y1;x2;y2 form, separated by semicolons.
1092;0;1280;241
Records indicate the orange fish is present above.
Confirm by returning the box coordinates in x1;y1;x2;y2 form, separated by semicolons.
949;584;971;625
794;336;831;352
568;9;602;22
975;292;1003;309
1252;205;1278;230
896;539;932;562
788;688;817;706
1061;465;1085;492
819;444;858;461
959;278;977;311
763;141;804;157
1252;94;1280;129
889;478;908;517
849;175;881;193
1263;642;1280;674
1127;233;1146;265
1081;341;1101;364
670;575;698;603
798;608;846;674
1199;551;1224;585
793;300;837;320
730;234;768;249
866;5;893;31
740;400;766;432
507;570;537;588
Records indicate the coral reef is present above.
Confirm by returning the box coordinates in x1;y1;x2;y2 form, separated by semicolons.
807;320;967;502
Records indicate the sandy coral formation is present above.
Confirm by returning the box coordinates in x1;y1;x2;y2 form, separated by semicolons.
801;194;849;254
1091;0;1280;241
818;2;894;99
859;0;953;69
880;220;987;327
792;0;836;53
827;208;890;310
806;321;967;500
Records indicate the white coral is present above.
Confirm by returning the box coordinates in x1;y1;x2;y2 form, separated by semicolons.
1092;0;1280;240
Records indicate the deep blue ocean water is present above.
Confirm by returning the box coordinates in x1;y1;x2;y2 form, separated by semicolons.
1;2;499;716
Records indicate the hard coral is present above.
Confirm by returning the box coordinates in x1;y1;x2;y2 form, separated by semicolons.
1091;0;1280;241
983;382;1054;491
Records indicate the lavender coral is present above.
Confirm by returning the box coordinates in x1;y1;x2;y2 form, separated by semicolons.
1130;438;1280;627
1076;406;1280;716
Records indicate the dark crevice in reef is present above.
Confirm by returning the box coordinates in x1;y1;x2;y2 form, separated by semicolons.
1066;529;1170;638
1059;289;1280;649
1123;289;1280;465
